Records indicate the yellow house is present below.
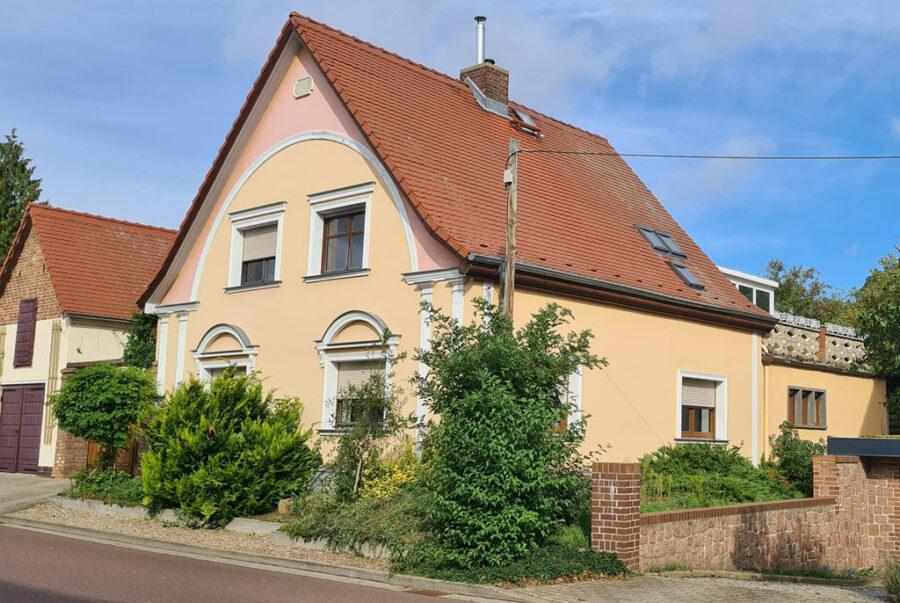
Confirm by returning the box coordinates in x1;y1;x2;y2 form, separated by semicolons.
141;13;885;463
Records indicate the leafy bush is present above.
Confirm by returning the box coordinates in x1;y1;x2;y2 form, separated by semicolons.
394;545;627;585
51;363;156;469
548;524;589;550
360;439;419;501
284;489;427;556
884;559;900;601
141;369;321;526
122;312;158;369
768;421;826;497
64;468;144;507
412;301;603;568
640;443;799;512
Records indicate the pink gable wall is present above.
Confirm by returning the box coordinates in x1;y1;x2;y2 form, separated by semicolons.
161;44;457;305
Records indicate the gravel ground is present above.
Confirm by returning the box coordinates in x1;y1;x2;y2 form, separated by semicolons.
10;502;390;572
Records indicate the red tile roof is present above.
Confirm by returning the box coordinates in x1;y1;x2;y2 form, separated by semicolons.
2;205;176;321
144;13;773;329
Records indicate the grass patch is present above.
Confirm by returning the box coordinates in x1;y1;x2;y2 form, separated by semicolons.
63;468;144;507
640;444;801;513
884;560;900;601
647;562;691;572
394;545;628;586
761;566;877;581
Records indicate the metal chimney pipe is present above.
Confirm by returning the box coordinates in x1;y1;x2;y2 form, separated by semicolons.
475;16;486;64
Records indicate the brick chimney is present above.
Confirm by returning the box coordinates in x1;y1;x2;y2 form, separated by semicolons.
460;16;509;116
460;60;509;106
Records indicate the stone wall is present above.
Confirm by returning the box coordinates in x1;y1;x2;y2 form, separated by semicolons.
592;456;900;572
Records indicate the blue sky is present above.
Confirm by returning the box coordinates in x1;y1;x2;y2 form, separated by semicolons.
1;1;898;292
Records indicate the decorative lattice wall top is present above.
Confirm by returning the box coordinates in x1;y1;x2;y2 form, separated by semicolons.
763;312;868;371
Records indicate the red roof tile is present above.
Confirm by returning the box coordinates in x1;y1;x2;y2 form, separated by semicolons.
5;205;176;320
144;13;772;328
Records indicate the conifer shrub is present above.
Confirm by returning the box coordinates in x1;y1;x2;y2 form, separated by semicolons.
141;369;320;526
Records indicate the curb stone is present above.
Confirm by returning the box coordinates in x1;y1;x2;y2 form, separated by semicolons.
50;496;177;522
0;515;539;602
652;569;877;587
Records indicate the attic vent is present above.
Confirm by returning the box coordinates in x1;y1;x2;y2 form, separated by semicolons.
636;225;687;259
293;76;314;99
669;262;704;289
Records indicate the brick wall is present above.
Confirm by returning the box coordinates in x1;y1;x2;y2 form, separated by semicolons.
592;456;900;572
52;428;89;478
459;63;509;104
0;223;61;325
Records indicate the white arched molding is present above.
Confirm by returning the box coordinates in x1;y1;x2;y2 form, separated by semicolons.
315;310;399;433
190;130;419;300
192;323;259;382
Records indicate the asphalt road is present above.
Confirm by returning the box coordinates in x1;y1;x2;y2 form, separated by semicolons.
0;525;441;602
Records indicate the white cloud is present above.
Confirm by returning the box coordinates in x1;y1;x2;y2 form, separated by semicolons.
891;118;900;139
663;136;777;205
843;242;861;257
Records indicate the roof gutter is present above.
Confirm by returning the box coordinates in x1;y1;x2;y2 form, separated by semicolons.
464;254;776;332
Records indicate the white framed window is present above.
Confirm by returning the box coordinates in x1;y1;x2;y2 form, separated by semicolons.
676;371;727;442
192;324;258;382
306;182;373;282
227;202;286;291
558;366;583;431
316;310;398;432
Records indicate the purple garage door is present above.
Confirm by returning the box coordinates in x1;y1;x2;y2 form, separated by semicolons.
0;386;45;473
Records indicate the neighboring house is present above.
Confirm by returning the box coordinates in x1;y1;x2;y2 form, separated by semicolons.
719;266;886;452
141;13;886;463
0;205;175;476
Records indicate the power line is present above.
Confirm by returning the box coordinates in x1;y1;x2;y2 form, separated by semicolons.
508;148;900;165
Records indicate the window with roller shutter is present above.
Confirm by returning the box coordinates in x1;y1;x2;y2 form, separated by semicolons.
680;377;717;439
334;360;382;426
13;299;37;367
240;224;278;285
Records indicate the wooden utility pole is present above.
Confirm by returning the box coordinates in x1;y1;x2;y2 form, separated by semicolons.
503;137;519;318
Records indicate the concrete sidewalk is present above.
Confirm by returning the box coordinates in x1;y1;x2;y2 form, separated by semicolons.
0;473;68;514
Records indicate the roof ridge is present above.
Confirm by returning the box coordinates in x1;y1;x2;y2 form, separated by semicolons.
291;13;613;147
290;12;469;91
30;204;177;234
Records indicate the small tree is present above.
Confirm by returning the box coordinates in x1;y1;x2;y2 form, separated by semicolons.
0;129;45;261
414;301;603;567
51;363;157;469
329;339;410;502
122;312;158;368
765;259;856;324
768;421;826;497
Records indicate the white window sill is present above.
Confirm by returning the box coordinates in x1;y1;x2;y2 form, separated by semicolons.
675;438;729;445
317;427;352;436
224;281;281;294
304;269;370;283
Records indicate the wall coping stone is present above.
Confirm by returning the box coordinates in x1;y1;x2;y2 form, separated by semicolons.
641;496;836;526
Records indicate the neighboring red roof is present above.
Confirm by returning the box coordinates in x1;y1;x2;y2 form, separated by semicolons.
143;13;773;329
1;205;176;321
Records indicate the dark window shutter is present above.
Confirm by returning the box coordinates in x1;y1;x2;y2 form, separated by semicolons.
13;298;37;367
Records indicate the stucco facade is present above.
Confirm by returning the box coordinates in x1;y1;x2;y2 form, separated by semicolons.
147;28;887;466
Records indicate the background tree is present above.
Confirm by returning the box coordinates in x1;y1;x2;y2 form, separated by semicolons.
765;259;856;324
51;363;157;469
122;312;158;368
854;251;900;430
0;129;44;260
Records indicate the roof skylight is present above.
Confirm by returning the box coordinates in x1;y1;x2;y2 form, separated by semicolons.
669;262;704;289
636;225;687;259
512;108;536;126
